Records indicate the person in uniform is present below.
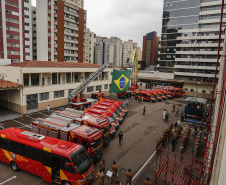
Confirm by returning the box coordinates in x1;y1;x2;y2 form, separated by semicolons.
115;180;121;185
126;169;132;185
111;161;118;184
118;131;123;146
144;177;151;185
96;169;105;185
100;159;106;173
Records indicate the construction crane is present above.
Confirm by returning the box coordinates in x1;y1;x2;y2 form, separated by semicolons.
68;62;109;102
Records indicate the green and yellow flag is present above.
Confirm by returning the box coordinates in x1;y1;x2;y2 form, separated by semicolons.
110;69;131;93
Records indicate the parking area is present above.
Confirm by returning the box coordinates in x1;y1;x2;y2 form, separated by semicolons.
0;97;186;185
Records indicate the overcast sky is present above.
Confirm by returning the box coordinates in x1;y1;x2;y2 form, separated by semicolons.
31;0;163;48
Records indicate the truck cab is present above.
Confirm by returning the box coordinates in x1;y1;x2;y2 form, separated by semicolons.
91;104;122;125
95;101;125;119
84;108;119;131
91;92;105;101
101;99;128;115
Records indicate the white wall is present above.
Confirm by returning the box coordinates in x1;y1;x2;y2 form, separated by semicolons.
36;0;48;61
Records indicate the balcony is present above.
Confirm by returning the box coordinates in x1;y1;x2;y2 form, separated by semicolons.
174;72;217;78
176;50;218;55
174;65;219;71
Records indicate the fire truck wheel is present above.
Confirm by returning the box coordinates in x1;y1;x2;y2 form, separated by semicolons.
62;180;72;185
10;161;19;171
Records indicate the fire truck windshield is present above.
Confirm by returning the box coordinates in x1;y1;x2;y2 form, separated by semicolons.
101;125;110;134
114;111;120;117
119;104;125;109
117;107;123;113
70;148;92;174
108;115;116;123
150;95;154;98
91;137;102;149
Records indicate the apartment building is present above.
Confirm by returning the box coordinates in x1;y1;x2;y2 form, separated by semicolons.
0;0;33;63
159;0;225;82
0;61;112;114
94;37;110;66
36;0;86;62
122;40;134;67
85;28;96;63
32;6;37;60
122;40;142;67
109;37;123;66
142;31;159;68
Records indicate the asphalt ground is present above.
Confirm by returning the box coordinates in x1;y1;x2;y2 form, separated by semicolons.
0;97;187;185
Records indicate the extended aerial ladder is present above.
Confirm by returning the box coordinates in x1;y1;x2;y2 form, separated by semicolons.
68;62;109;102
128;49;138;90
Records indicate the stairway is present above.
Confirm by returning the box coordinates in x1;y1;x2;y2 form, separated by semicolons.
68;62;109;100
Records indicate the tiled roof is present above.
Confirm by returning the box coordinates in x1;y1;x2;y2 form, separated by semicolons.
0;79;23;89
6;61;101;68
114;66;127;70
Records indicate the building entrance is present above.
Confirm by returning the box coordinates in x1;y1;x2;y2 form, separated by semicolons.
26;94;38;113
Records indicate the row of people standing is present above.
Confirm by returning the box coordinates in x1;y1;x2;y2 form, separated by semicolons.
97;159;151;184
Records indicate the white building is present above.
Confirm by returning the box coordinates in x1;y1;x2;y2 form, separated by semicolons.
0;61;113;114
0;0;33;63
109;37;123;66
36;0;86;62
94;37;110;66
85;28;96;63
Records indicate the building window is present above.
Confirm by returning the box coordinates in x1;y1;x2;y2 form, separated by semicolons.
202;90;206;94
47;77;51;85
66;73;71;83
52;73;57;84
40;92;49;101
184;88;188;91
62;76;66;84
54;90;64;98
31;74;40;86
23;74;29;86
87;86;94;93
104;84;108;90
96;85;102;92
25;0;29;3
42;77;45;85
190;89;194;92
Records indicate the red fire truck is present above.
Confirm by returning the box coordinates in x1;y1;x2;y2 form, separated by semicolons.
70;98;97;110
174;87;185;98
91;92;105;100
134;90;157;102
95;101;125;119
101;99;128;115
146;90;162;101
84;108;120;130
152;89;167;100
91;104;123;125
32;115;103;161
53;109;111;146
0;127;94;185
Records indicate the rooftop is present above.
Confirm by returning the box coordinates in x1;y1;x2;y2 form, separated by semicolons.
0;79;23;89
6;61;101;68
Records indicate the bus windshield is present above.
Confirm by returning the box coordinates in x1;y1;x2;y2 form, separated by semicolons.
70;148;92;174
91;137;102;149
108;115;116;123
117;107;123;113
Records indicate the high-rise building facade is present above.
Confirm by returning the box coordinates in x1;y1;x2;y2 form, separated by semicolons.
85;28;96;63
159;0;225;82
142;31;159;68
36;0;86;62
94;37;110;65
122;40;134;67
109;37;122;66
0;0;32;63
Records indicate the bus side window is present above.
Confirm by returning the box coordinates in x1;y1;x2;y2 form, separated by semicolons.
73;137;78;143
42;153;53;167
82;140;89;149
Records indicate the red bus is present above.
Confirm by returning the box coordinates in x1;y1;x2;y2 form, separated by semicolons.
0;127;94;185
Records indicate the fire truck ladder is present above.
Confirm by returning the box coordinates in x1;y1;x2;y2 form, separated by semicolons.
68;62;109;100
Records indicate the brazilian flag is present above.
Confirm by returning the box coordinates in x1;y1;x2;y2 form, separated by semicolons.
110;69;131;93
